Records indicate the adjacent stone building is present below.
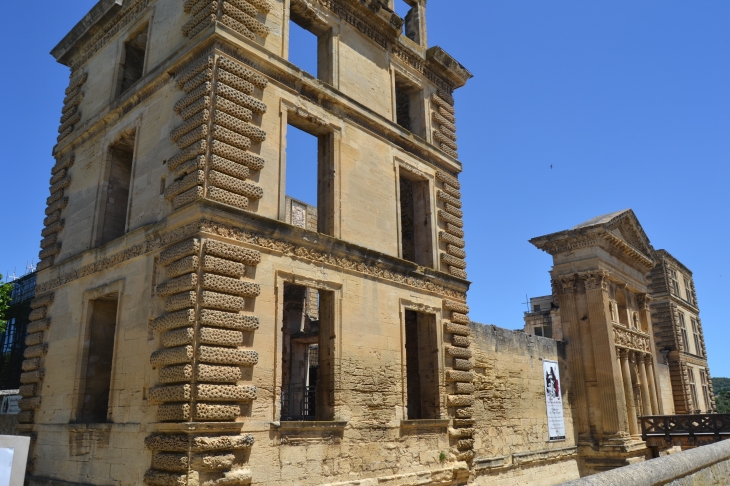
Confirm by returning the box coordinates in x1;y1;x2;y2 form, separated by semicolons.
523;295;562;341
648;250;714;414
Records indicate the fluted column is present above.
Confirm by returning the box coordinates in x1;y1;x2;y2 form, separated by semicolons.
552;275;591;443
638;353;652;417
584;270;629;440
619;349;638;437
638;292;665;414
645;354;659;414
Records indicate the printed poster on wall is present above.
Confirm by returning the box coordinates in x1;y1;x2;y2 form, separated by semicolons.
543;359;566;441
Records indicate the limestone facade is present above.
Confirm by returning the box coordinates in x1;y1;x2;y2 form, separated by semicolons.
20;0;583;484
647;250;714;414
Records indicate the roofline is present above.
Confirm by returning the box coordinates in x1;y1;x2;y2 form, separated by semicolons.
656;249;694;276
50;0;124;65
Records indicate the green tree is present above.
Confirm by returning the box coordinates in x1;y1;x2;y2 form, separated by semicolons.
0;275;12;334
711;378;730;413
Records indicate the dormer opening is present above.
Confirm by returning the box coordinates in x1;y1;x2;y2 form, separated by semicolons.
116;24;148;97
393;0;423;45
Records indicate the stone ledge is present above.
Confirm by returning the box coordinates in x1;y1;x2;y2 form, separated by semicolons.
400;419;450;429
475;446;578;471
272;421;348;431
560;439;730;485
28;477;96;486
320;462;469;486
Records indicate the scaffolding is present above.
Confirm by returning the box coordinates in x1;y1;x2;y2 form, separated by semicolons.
0;272;36;389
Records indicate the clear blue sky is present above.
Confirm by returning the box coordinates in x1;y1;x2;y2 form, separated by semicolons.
1;2;728;376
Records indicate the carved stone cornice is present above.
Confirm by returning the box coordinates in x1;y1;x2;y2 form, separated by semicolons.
601;232;654;273
613;324;651;354
581;270;611;292
65;0;154;72
36;215;468;301
531;234;600;256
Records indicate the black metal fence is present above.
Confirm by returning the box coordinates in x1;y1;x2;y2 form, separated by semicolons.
0;273;36;389
281;384;316;421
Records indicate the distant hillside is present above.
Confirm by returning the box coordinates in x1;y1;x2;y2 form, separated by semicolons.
712;377;730;413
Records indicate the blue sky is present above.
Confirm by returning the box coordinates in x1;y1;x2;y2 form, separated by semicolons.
1;2;728;376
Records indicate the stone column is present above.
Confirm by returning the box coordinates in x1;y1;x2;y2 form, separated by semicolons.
645;354;659;415
619;349;639;437
639;292;664;414
552;275;591;443
584;270;629;441
638;353;652;416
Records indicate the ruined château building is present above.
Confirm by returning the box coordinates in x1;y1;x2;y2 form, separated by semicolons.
17;0;716;485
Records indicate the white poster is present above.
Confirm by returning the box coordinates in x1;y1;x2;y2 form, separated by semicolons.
543;359;566;441
0;448;13;486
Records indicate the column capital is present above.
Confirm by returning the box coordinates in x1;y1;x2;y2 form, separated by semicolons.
581;270;611;292
551;274;577;295
618;347;629;360
643;353;653;364
637;293;652;310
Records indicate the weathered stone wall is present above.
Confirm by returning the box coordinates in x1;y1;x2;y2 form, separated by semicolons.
468;323;580;485
559;438;730;486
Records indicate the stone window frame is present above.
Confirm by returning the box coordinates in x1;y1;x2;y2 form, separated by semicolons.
273;271;343;423
390;63;431;140
397;299;446;422
393;157;437;269
277;99;343;239
90;121;143;248
284;0;341;88
70;279;125;424
109;12;155;103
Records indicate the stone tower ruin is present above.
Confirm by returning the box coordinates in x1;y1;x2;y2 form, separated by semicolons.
21;0;476;484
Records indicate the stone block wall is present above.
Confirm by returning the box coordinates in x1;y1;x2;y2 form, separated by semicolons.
468;323;580;485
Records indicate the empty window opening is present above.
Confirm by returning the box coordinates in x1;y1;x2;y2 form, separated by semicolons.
78;296;119;423
394;0;422;44
285;121;335;236
399;174;433;267
533;324;552;339
289;1;334;83
404;310;439;419
99;131;135;246
118;25;148;96
394;75;425;137
286;125;318;207
280;283;334;421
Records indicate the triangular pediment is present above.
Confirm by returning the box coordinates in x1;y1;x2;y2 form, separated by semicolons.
602;210;654;260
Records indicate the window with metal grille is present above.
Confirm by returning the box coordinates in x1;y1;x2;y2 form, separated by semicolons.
691;319;702;357
700;369;712;412
688;367;699;413
679;312;690;353
684;278;694;305
669;268;680;296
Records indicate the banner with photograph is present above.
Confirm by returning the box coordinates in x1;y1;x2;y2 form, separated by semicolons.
543;359;566;441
